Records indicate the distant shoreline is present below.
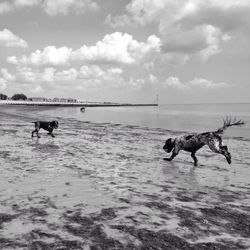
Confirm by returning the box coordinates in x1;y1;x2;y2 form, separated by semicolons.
0;100;158;107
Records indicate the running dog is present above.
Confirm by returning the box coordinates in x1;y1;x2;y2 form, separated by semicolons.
31;120;58;138
163;117;245;166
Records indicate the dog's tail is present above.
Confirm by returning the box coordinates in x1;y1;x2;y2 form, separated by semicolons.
216;116;245;134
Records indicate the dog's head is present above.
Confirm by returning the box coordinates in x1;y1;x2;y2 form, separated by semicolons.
163;138;174;153
51;120;58;129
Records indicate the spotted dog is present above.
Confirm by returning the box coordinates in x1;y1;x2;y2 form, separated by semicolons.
163;117;245;166
32;120;58;138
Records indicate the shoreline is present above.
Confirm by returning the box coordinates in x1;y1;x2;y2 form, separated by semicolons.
0;100;158;107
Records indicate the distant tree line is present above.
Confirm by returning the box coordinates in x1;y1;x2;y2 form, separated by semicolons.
0;93;8;100
0;93;27;100
11;93;27;100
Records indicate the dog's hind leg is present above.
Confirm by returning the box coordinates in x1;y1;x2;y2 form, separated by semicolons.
207;139;231;164
32;129;40;138
31;130;36;137
32;122;41;138
36;130;41;138
191;151;198;166
220;145;231;164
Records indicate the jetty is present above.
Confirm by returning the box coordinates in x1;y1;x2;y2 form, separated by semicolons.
0;100;158;107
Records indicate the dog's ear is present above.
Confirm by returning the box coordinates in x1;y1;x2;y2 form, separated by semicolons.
163;138;174;153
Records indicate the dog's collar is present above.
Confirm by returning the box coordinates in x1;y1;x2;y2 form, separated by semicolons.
172;138;177;146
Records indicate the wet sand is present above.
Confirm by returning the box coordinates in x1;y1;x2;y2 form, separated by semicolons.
0;105;250;249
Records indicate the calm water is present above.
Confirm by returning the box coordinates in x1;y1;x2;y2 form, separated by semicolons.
0;103;250;248
44;103;250;139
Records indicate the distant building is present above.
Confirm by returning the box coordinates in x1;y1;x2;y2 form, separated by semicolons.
66;98;77;103
53;97;77;103
53;97;66;102
28;97;48;102
77;99;87;103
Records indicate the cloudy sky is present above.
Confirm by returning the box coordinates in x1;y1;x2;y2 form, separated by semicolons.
0;0;250;103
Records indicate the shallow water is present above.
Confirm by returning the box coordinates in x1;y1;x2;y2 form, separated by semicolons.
43;103;250;139
0;105;250;249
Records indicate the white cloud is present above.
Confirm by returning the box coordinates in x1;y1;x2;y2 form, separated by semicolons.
0;0;99;15
72;32;161;64
105;14;130;28
43;0;99;16
30;67;78;82
15;67;78;83
1;68;16;82
0;65;156;93
124;74;159;90
165;76;228;89
8;33;161;66
41;67;56;82
79;65;104;79
165;77;187;90
78;65;125;89
0;29;28;48
0;1;13;14
149;74;157;84
54;68;78;81
106;0;167;27
0;78;7;90
8;46;72;66
36;46;72;66
107;0;250;61
189;78;227;88
107;68;123;74
14;0;40;7
17;67;36;83
161;24;226;60
32;85;43;93
198;25;224;60
2;65;123;84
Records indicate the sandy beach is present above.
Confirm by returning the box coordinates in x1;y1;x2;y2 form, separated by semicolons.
0;105;250;249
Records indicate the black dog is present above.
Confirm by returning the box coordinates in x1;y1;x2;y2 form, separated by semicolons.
32;120;58;138
163;117;245;166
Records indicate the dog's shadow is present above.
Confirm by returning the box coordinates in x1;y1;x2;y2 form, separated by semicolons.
31;139;60;154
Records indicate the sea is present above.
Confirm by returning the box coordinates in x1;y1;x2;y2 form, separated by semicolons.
0;103;250;249
44;102;250;139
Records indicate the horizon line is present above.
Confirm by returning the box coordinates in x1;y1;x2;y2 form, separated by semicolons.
160;102;250;105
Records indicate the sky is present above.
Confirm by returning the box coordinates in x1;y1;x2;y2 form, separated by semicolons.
0;0;250;104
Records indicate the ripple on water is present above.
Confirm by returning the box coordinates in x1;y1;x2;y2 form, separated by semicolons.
0;105;250;249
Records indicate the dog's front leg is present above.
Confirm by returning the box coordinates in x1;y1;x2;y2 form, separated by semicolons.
36;130;41;138
164;151;178;161
191;151;198;166
48;129;55;137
